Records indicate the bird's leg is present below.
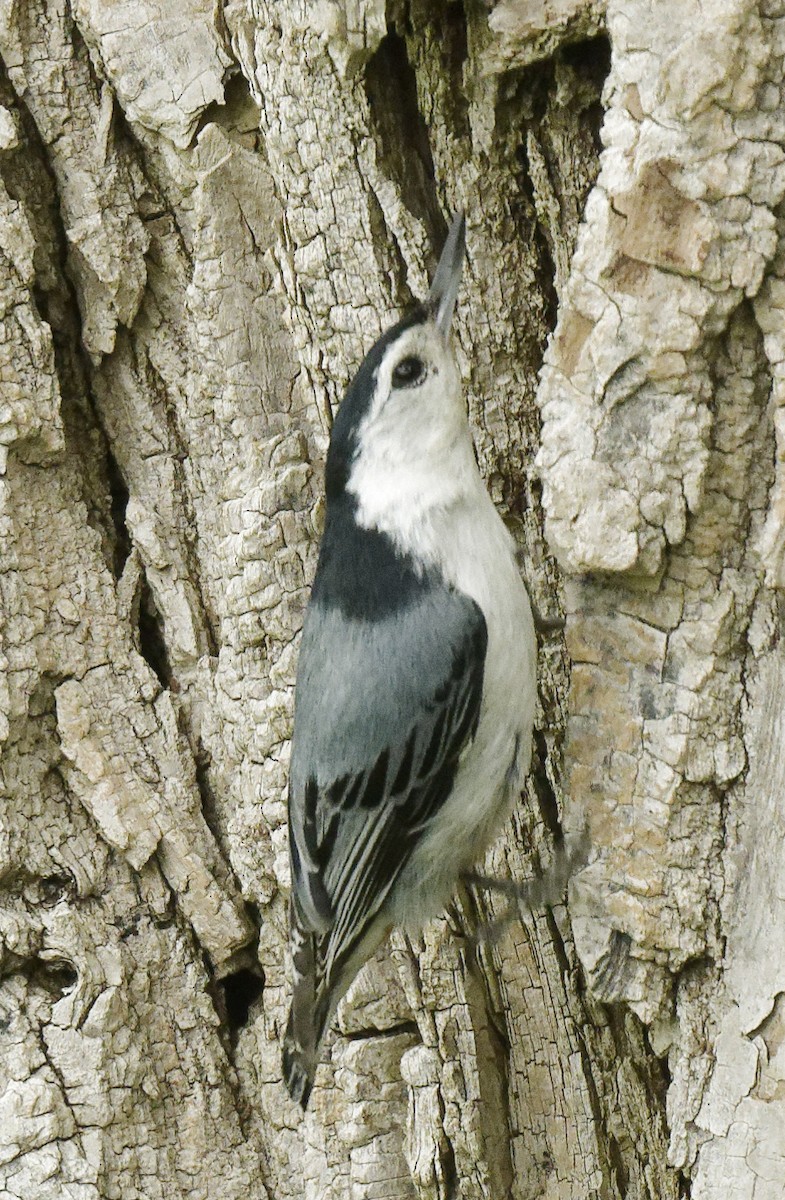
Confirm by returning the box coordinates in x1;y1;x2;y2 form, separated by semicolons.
464;901;518;949
464;832;589;946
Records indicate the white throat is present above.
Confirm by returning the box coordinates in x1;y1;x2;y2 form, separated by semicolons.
342;316;499;583
348;420;483;549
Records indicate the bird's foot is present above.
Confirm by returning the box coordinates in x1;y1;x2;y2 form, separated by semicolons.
464;831;589;947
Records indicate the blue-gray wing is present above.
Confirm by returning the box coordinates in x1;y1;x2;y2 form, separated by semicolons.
288;584;487;981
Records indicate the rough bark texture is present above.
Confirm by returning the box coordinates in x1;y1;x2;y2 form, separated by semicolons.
0;1;782;1197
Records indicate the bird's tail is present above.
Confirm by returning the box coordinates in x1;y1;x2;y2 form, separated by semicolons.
282;1010;318;1109
282;921;332;1109
283;897;391;1107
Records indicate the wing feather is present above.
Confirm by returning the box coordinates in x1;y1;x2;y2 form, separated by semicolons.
288;583;487;1008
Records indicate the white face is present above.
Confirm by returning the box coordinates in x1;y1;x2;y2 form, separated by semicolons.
347;319;478;535
360;321;465;458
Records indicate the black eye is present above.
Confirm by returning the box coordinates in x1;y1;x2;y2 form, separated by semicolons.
392;356;426;388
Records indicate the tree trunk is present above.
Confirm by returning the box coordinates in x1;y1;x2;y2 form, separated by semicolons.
1;0;782;1197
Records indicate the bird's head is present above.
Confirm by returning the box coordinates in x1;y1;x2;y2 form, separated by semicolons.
325;214;471;516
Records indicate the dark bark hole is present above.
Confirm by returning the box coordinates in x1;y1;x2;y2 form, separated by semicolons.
607;1132;631;1198
343;1020;419;1042
532;728;562;839
560;34;612;79
18;956;79;997
39;959;78;994
107;450;132;577
520;144;561;331
194;757;221;841
138;573;171;688
442;1132;459;1200
364;30;447;253
220;967;265;1031
560;35;612;155
505;32;611;334
38;872;74;907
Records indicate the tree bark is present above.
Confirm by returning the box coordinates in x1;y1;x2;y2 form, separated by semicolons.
0;1;782;1197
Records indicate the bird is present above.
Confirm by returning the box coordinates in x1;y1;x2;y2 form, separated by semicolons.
282;212;537;1108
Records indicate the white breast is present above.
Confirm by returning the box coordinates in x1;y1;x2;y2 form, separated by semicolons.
350;433;538;927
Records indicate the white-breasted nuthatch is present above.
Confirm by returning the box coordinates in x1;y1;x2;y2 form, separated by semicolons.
283;213;537;1107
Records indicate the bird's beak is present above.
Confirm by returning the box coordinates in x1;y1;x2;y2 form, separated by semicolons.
427;211;466;337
